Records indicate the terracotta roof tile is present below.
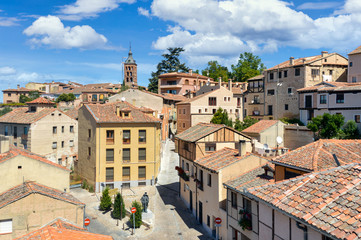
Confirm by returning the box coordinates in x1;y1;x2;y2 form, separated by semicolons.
0;107;57;124
298;82;361;92
272;139;361;171
85;101;161;123
2;87;41;93
15;218;112;240
247;75;264;80
175;122;224;142
0;146;70;171
27;97;55;104
159;72;211;80
247;163;361;240
242;120;279;134
349;45;361;55
0;181;83;209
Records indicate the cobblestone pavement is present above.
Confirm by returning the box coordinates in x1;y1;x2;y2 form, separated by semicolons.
71;140;211;240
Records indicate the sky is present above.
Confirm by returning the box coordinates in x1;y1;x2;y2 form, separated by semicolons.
0;0;361;98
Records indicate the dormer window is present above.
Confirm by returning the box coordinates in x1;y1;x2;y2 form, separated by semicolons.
30;106;36;112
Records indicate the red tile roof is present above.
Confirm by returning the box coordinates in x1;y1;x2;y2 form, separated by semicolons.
272;139;361;171
0;181;84;209
349;45;361;55
2;87;40;93
0;107;58;124
242;120;279;134
159;72;211;80
84;101;161;123
175;122;231;142
247;75;264;81
15;218;113;240
247;163;361;240
298;82;361;92
0;146;70;172
27;97;55;104
194;148;267;172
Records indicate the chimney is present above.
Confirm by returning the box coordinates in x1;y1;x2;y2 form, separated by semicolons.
289;57;294;65
228;79;232;91
116;106;120;117
321;51;328;57
189;69;193;76
17;84;20;89
218;77;222;86
238;140;247;156
0;136;10;153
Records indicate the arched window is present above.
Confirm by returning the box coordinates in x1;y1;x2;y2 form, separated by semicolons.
185;79;189;85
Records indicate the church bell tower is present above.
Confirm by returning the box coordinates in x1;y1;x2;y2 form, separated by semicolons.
124;46;137;88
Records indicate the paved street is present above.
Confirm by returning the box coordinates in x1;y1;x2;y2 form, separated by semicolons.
71;139;211;240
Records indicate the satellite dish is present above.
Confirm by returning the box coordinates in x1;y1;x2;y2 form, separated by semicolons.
263;144;269;149
276;136;283;144
121;97;125;102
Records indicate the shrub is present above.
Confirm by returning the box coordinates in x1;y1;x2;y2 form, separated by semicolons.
112;193;126;219
99;187;112;211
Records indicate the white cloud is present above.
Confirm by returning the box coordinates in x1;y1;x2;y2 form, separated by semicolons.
23;15;108;50
58;0;136;20
0;16;21;26
297;2;342;10
150;0;361;65
0;67;16;75
138;7;150;17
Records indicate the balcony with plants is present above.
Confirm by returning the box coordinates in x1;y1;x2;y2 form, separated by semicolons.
175;166;189;181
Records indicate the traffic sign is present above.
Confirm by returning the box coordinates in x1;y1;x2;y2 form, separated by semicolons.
215;223;221;227
131;207;137;213
215;217;222;224
84;218;90;226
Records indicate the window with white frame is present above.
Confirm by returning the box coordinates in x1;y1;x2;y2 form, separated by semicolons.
0;219;12;234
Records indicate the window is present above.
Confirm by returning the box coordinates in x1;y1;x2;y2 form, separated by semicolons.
305;95;312;108
123;130;130;144
205;143;216;152
186;163;189;171
183;109;185;114
284;70;288;78
209;97;217;106
139;130;146;143
4;126;8;136
30;106;36;112
198;109;201;113
61;126;64;133
23;127;28;135
336;93;344;103
61;141;64;148
106;130;114;144
270;72;274;80
139;148;146;161
69;140;74;147
352;76;357;83
295;68;300;76
92;94;98;102
123;148;130;162
320;95;327;104
58;158;62;165
183;142;189;151
285;104;288;110
52;142;57;149
212;109;216;114
88;129;91;138
285;170;301;179
198;169;204;190
278;71;282;79
311;69;320;77
106;183;114;189
350;62;353;67
138;166;146;180
123;167;130;181
7;93;11;97
329;70;333;75
0;219;12;234
88;147;91;156
106;149;114;162
183;123;186;128
237;97;241;106
53;126;57;134
224;97;227;101
70;126;74;133
355;115;360;123
288;88;292;94
268;105;273;115
106;168;114;182
207;215;210;227
207;173;211;187
231;191;237;208
267;89;275;95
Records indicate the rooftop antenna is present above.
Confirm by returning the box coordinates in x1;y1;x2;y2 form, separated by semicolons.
332;154;341;166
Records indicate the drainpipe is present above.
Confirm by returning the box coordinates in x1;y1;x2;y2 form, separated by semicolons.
296;222;308;240
195;164;198;222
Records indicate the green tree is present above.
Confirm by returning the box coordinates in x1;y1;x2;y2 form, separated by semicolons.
148;47;189;93
112;193;126;220
307;113;344;139
99;187;112;211
19;95;32;103
0;107;12;116
210;108;233;127
19;91;41;103
279;117;304;126
234;116;259;131
340;120;360;139
202;61;230;82
56;93;76;102
130;201;142;228
231;52;266;82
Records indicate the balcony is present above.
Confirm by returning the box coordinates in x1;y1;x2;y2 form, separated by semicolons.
250;99;261;105
175;166;189;181
252;110;260;116
106;138;114;145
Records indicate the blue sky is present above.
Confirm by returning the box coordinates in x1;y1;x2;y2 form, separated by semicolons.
0;0;360;98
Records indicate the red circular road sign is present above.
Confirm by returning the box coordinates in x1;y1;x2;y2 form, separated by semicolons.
215;217;222;224
84;218;90;226
131;207;137;213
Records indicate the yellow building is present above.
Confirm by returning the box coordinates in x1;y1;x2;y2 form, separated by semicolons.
77;101;161;192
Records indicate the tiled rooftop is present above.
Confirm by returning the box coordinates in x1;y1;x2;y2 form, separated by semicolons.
0;107;57;124
247;163;361;240
298;82;361;92
224;164;274;191
85;101;161;123
194;147;267;173
242;120;279;134
0;181;84;209
247;75;264;80
27;97;55;104
0;146;70;172
272;139;361;171
349;45;361;55
15;218;113;240
175;122;224;142
159;71;210;80
2;87;39;93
